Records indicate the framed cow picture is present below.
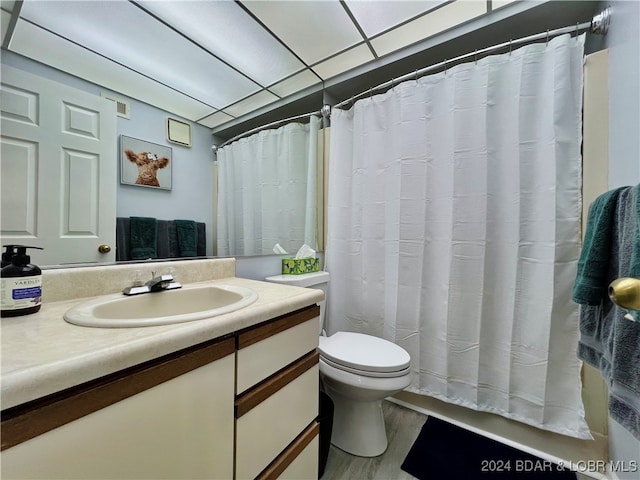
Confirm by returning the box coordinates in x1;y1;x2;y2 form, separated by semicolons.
120;135;172;190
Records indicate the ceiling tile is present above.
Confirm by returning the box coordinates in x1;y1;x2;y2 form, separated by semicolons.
371;0;487;57
200;111;235;129
9;19;214;121
19;0;261;109
313;44;375;81
138;1;305;86
223;90;280;118
5;0;529;133
242;0;362;65
269;70;321;98
493;0;519;10
345;0;448;37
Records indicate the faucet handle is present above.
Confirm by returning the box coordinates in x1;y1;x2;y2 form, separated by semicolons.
129;270;144;287
164;266;177;280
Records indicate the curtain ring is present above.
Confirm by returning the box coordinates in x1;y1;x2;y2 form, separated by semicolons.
444;58;448;75
474;49;478;64
415;69;419;81
509;40;512;55
546;29;550;45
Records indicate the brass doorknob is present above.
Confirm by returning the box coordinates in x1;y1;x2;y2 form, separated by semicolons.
98;244;112;254
608;277;640;311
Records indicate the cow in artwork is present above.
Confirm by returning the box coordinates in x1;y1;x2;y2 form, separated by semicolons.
124;149;170;187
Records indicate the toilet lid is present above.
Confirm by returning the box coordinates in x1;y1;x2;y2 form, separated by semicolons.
318;332;410;374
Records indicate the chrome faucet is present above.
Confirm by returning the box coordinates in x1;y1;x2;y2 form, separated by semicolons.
146;273;176;291
123;271;182;296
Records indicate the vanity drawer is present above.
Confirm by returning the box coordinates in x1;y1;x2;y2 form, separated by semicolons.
256;422;319;480
276;432;319;480
236;305;319;394
235;357;319;480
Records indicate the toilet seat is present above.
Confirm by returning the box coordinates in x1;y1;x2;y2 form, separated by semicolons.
320;355;411;378
319;332;411;378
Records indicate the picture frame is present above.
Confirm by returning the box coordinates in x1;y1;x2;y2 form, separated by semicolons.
166;117;192;147
120;135;172;190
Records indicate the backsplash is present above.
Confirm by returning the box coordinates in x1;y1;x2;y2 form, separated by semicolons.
43;258;236;302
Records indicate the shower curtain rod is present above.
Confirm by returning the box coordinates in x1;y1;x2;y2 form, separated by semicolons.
332;6;611;110
212;109;321;152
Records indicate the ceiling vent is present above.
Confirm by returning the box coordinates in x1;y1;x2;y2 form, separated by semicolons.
101;92;131;119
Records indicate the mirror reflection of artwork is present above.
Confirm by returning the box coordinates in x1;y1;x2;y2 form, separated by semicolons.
120;136;172;190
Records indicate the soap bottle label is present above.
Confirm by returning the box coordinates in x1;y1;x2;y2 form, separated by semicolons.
0;275;42;311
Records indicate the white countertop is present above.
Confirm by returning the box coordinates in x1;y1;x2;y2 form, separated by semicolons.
1;276;323;410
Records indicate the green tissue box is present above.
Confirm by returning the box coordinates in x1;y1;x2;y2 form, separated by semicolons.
282;257;320;275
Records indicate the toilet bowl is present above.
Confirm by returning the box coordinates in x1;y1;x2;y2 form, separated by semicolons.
318;331;412;457
265;271;413;458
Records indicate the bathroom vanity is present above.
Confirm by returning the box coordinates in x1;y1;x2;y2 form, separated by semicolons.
0;258;323;479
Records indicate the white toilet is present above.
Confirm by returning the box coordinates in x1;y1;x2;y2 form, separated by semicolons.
265;271;413;457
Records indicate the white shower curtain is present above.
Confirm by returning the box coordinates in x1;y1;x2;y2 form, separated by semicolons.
217;116;319;256
326;34;591;438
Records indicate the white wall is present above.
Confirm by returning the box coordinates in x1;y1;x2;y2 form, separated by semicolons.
1;51;215;255
601;1;640;478
606;0;640;188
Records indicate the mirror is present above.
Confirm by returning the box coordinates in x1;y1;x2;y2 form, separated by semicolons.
0;55;324;267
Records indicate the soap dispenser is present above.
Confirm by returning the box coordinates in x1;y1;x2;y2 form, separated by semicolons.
1;246;44;317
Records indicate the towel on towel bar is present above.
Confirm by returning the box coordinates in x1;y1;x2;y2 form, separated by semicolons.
573;184;640;440
175;219;197;257
572;186;627;304
130;216;158;260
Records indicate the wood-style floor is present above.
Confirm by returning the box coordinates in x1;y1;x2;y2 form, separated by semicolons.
321;400;425;480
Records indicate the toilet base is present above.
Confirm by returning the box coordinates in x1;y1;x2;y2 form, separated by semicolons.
324;388;388;457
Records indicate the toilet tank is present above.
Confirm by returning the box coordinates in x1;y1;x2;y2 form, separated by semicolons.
264;271;329;334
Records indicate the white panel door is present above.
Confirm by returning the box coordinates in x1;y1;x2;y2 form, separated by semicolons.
0;65;116;265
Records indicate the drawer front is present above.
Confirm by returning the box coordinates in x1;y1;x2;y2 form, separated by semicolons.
236;364;319;480
278;434;319;480
237;314;319;394
255;422;319;480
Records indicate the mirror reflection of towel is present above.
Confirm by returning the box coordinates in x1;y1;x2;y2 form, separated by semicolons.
175;219;197;257
130;216;157;259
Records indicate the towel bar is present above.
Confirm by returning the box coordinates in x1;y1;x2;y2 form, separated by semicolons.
609;277;640;311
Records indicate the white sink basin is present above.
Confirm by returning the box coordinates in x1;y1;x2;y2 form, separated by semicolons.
64;284;258;328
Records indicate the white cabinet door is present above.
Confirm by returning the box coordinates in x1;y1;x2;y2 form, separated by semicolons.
0;65;117;265
1;353;235;480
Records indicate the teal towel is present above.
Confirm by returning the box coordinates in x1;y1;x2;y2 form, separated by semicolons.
175;219;197;257
576;185;640;441
130;216;157;260
572;187;628;305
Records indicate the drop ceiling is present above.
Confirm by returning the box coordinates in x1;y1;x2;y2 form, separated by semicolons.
1;0;600;140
